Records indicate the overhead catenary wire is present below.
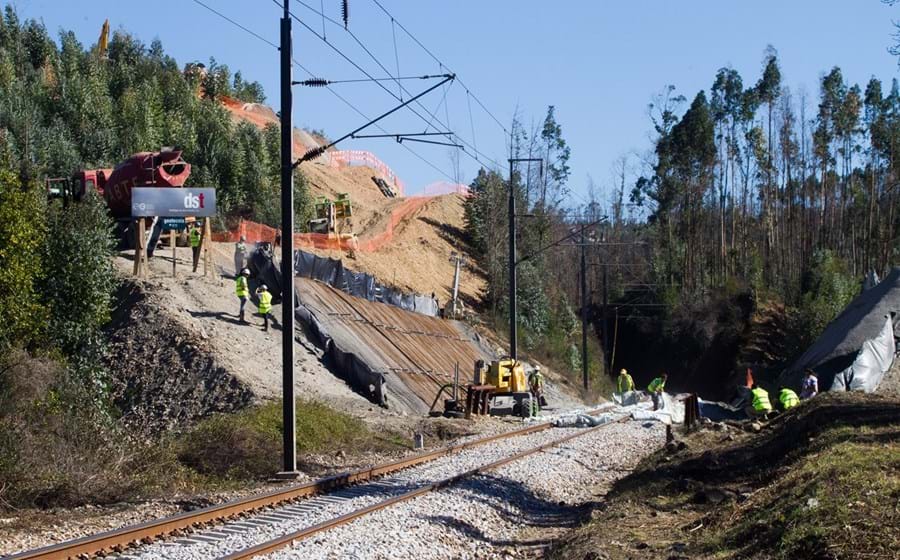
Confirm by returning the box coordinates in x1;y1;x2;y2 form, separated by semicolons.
189;0;279;49
467;91;478;157
390;18;402;101
190;0;458;183
284;0;502;170
369;0;510;137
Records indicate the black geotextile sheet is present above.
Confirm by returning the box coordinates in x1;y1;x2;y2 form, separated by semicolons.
294;249;439;317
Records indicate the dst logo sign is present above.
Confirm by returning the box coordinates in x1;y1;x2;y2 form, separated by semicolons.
132;188;216;217
184;192;206;210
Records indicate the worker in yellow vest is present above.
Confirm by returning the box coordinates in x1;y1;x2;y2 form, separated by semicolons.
236;268;250;323
617;368;635;394
528;366;545;409
747;384;772;419
256;284;273;331
778;387;800;411
190;222;202;272
647;373;667;411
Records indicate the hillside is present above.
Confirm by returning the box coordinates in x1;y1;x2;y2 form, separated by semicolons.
223;98;486;307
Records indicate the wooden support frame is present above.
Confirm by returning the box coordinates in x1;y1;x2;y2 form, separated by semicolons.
132;219;148;278
202;218;212;277
170;229;177;277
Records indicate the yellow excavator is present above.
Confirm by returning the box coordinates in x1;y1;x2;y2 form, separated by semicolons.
474;358;536;418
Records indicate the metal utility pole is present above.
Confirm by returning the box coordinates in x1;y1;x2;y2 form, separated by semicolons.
278;0;298;477
507;157;542;361
449;251;464;317
580;224;589;391
508;158;517;361
602;258;609;369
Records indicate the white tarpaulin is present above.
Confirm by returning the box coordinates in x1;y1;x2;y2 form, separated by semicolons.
830;317;895;393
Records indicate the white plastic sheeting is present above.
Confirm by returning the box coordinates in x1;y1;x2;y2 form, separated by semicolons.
829;317;896;393
552;413;616;428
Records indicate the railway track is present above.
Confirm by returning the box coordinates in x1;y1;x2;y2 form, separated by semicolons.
219;419;623;560
8;410;619;560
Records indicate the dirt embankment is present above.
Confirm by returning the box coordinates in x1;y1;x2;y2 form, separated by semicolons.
105;281;253;434
307;194;486;307
550;392;900;560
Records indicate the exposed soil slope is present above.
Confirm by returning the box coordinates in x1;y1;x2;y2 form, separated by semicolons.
105;281;253;434
307;194;486;306
111;245;402;428
224;97;486;307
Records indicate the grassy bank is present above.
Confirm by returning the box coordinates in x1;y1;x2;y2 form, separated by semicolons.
177;400;408;480
550;392;900;560
0;395;406;510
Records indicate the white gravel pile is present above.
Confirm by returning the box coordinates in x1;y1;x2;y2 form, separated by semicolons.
116;421;650;560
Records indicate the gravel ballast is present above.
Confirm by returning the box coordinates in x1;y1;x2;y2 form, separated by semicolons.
116;415;664;560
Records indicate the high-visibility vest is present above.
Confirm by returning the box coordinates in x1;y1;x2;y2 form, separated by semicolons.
235;276;249;297
258;291;272;314
648;377;665;393
190;228;201;247
529;372;544;390
779;388;800;410
751;388;772;412
618;373;634;393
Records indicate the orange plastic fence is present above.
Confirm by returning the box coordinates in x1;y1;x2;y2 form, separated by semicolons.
421;181;470;197
325;150;406;196
212;196;434;253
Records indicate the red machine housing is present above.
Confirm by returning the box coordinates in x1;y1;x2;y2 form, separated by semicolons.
72;150;191;220
103;150;192;220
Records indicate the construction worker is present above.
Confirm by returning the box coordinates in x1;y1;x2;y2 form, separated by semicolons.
190;221;202;272
236;268;250;323
528;366;545;408
747;383;772;419
617;368;635;394
256;284;273;331
779;387;800;411
647;373;667;411
234;236;248;277
800;369;819;400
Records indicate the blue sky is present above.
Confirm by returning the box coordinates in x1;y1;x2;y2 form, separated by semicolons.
13;1;900;202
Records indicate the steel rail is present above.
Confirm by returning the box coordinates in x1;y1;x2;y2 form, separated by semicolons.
7;412;615;560
219;417;628;560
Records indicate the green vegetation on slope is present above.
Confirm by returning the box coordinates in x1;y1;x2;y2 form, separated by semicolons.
0;5;310;227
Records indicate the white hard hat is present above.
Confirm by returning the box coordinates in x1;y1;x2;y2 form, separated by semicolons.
260;284;268;291
241;268;250;276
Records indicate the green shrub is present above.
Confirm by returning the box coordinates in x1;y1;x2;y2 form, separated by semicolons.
42;189;118;356
0;170;48;350
176;401;405;480
797;250;859;346
0;349;185;509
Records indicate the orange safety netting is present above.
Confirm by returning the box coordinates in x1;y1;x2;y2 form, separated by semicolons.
325;150;406;196
212;196;434;253
420;181;470;197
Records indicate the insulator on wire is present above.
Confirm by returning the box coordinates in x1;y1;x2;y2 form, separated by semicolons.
341;0;349;29
301;146;327;162
300;78;330;87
